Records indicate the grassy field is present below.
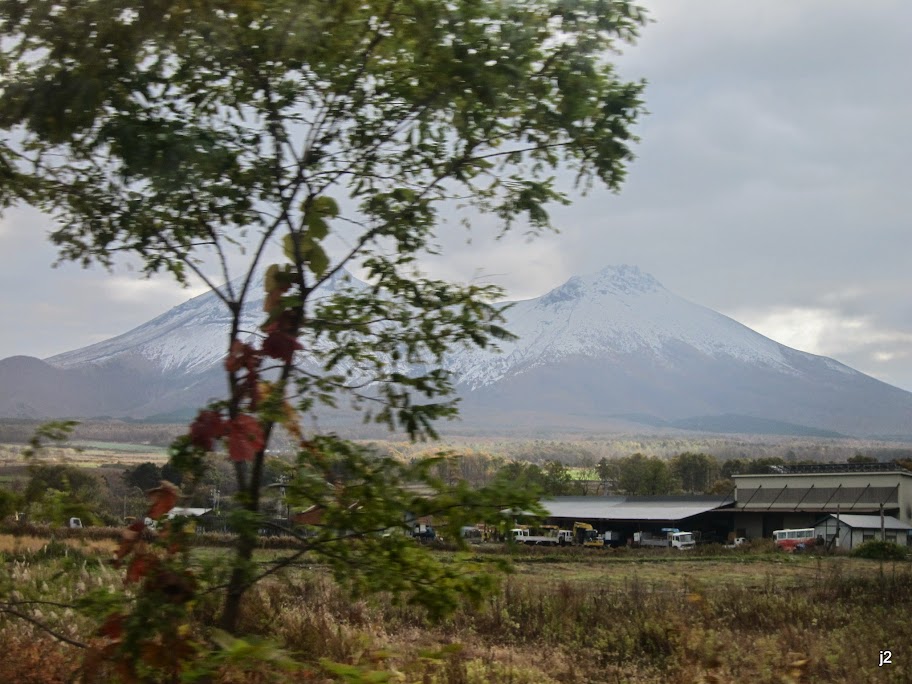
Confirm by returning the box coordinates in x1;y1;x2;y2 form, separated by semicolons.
0;442;168;468
1;533;910;683
69;440;169;455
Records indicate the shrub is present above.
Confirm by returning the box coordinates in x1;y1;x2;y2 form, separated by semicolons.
850;540;909;560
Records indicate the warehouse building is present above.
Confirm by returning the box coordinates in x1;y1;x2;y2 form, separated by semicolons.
730;463;912;539
540;463;912;544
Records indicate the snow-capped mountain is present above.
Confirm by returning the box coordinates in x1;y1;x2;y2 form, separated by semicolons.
446;265;831;389
445;266;912;437
2;265;911;438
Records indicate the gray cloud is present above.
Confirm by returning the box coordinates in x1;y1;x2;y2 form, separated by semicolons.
2;1;912;391
0;206;207;359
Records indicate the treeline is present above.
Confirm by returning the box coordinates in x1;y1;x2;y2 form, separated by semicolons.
491;452;734;496
0;458;243;525
423;450;910;497
2;450;910;526
367;437;912;466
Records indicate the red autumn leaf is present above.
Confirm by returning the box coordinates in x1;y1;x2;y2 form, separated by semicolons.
126;553;157;584
146;480;180;520
262;328;302;362
115;661;137;684
148;569;197;604
189;409;227;451
140;642;168;668
225;339;244;372
241;373;261;408
225;338;260;373
155;520;184;555
115;519;146;561
98;613;124;640
82;648;103;678
227;414;265;462
263;309;297;334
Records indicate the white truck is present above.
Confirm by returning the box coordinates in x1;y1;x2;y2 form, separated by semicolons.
634;529;695;550
511;526;572;546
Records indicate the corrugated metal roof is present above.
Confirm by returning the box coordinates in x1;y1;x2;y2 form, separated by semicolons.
816;514;912;531
541;496;733;522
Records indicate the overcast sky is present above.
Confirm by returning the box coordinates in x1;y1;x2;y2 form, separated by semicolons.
2;1;912;390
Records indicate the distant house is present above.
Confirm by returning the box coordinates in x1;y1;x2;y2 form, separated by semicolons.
814;513;912;550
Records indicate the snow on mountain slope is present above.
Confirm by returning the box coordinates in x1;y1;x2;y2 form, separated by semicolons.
26;263;910;437
47;269;364;375
446;265;857;390
47;263;863;390
50;287;243;373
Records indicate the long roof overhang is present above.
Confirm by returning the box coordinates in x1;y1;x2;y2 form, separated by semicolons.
540;496;734;522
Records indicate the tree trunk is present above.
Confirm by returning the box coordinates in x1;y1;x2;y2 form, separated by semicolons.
220;531;257;633
220;440;268;633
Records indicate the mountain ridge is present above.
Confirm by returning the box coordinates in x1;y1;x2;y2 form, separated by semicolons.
2;264;910;438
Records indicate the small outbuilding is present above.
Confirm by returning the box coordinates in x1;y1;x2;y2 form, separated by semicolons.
813;513;912;550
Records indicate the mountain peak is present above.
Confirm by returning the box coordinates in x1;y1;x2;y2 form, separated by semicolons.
539;264;663;306
588;264;664;294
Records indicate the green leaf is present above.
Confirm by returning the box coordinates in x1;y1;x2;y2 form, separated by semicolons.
311;195;339;218
307;242;329;276
306;214;329;241
282;234;297;261
264;264;281;292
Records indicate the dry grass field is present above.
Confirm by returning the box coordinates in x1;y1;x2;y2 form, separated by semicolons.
1;428;911;681
0;442;168;468
0;532;118;556
1;532;910;683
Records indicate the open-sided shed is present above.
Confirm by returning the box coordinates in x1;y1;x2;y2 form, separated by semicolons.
540;495;734;544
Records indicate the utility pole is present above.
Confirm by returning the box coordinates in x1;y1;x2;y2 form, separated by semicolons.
835;504;840;550
880;503;885;542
